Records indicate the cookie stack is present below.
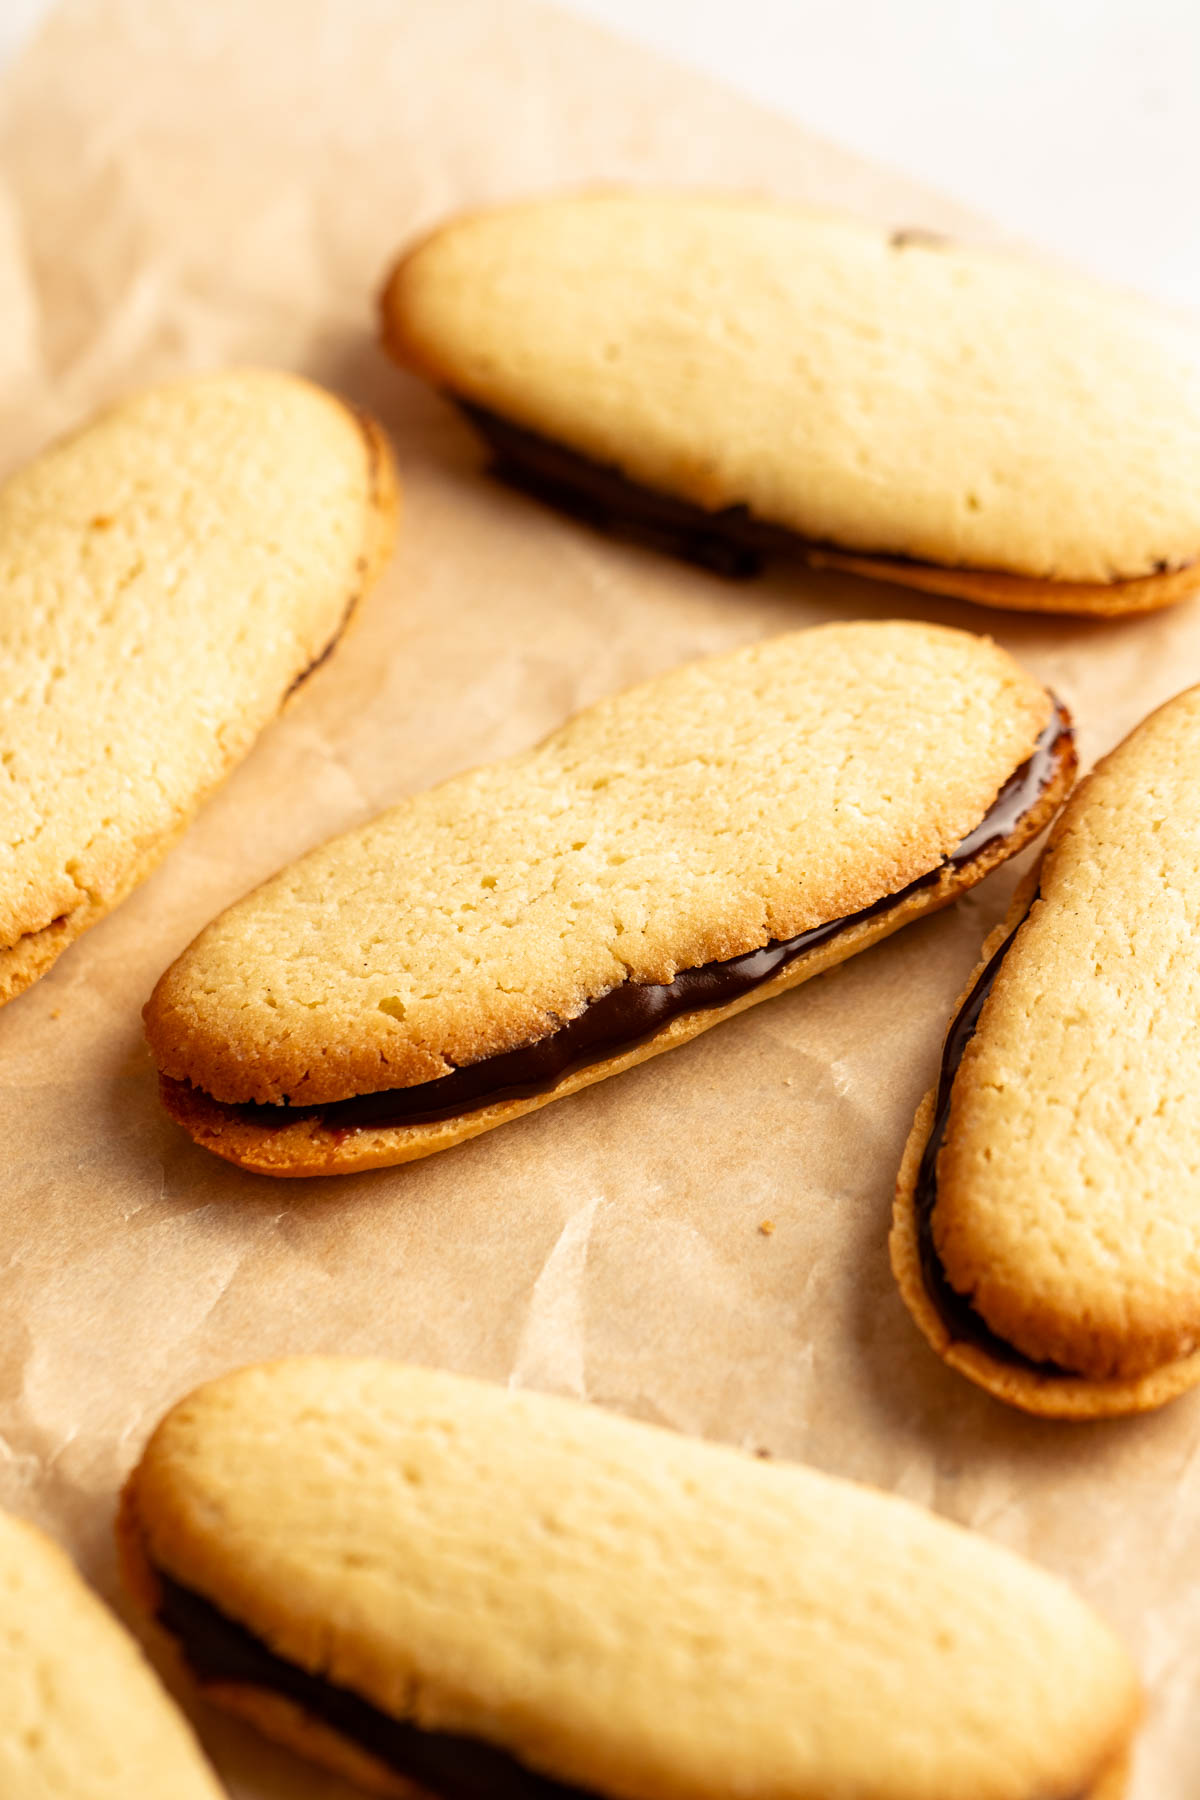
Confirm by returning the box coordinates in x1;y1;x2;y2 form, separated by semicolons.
6;191;1200;1798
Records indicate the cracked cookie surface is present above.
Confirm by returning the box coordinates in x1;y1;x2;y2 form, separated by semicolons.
121;1357;1139;1800
382;192;1200;614
0;368;398;1005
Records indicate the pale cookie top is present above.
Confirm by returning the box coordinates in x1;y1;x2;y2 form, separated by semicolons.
145;621;1051;1105
935;684;1200;1380
0;369;390;959
131;1357;1137;1800
0;1511;222;1800
383;192;1200;582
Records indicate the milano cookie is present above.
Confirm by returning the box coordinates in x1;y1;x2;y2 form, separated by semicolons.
145;621;1074;1175
0;1508;223;1799
893;684;1200;1417
382;192;1200;615
120;1357;1139;1800
0;369;397;1007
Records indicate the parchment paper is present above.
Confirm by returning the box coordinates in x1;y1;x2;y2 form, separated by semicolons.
0;3;1198;1795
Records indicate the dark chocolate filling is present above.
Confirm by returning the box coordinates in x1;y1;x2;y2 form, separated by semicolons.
154;1567;1093;1800
461;404;1063;586
912;901;1073;1377
460;402;797;577
462;404;1192;592
184;703;1069;1138
154;1571;591;1799
463;403;1193;595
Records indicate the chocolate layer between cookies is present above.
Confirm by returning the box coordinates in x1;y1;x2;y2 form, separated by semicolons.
911;904;1074;1378
150;1565;1098;1800
155;1573;589;1800
462;402;787;578
165;703;1072;1140
461;405;1190;599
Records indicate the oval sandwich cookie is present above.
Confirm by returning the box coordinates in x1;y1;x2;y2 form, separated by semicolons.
0;368;398;1006
144;620;1074;1175
893;683;1200;1417
0;1508;224;1799
381;191;1200;616
119;1357;1139;1800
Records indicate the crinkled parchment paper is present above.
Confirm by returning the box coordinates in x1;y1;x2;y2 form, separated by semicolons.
0;2;1198;1794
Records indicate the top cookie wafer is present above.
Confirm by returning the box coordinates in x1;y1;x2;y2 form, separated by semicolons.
120;1357;1139;1800
0;369;397;1006
0;1508;224;1799
382;192;1200;614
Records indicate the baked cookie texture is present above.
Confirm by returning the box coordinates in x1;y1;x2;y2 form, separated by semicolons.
0;1509;223;1799
0;368;398;1006
120;1357;1139;1800
144;620;1073;1175
892;683;1200;1417
381;192;1200;614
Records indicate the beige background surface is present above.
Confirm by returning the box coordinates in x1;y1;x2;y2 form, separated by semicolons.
0;2;1198;1796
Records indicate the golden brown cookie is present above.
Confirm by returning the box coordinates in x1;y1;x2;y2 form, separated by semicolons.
893;683;1200;1416
144;621;1073;1175
0;369;398;1006
381;192;1200;615
0;1508;224;1799
120;1356;1139;1800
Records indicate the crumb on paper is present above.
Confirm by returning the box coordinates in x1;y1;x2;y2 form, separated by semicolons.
754;1447;772;1459
758;1219;775;1236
